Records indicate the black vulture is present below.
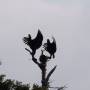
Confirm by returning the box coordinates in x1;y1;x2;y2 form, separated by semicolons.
39;50;48;64
23;30;43;55
43;37;57;58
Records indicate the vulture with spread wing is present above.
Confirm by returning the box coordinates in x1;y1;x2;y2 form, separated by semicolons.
43;37;57;58
23;30;43;55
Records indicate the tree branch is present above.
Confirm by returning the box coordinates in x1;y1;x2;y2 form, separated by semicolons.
46;65;57;82
25;48;39;65
25;48;32;55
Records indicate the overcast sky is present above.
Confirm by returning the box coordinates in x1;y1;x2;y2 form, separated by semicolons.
0;0;90;90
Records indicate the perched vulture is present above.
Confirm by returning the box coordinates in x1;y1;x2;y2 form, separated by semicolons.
39;50;48;64
43;37;57;58
23;30;43;55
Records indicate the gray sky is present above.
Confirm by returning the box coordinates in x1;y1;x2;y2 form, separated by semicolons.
0;0;90;90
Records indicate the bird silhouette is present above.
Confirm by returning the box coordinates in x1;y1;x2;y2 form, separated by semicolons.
39;50;48;64
43;37;57;58
23;30;43;55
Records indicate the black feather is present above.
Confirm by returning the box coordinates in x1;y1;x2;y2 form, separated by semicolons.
43;37;57;58
23;30;43;55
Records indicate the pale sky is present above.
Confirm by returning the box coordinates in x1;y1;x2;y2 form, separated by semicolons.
0;0;90;90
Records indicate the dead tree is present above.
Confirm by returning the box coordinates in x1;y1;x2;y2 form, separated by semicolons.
23;29;57;89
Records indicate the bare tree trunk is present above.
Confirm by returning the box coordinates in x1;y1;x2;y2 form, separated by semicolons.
25;48;56;89
41;64;47;87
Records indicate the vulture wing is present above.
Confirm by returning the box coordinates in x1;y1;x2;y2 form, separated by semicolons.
51;37;57;53
32;29;43;49
23;30;43;55
43;37;57;58
23;34;31;46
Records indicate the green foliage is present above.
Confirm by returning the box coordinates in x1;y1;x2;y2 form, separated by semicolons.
13;81;30;90
32;84;48;90
0;74;30;90
0;74;50;90
0;74;5;83
0;74;66;90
